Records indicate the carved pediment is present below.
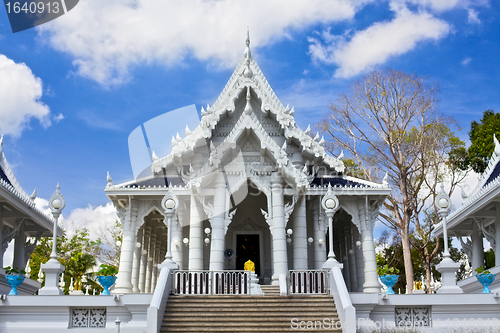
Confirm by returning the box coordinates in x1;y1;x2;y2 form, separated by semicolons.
231;217;263;231
241;140;257;152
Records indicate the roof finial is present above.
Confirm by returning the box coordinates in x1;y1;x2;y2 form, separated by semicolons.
30;188;37;201
244;27;252;59
107;172;113;187
494;134;500;156
0;134;3;147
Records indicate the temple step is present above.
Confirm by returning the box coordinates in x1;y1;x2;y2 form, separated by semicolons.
260;284;280;296
161;295;341;332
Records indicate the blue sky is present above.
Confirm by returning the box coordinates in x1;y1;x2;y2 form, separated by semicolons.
0;0;499;234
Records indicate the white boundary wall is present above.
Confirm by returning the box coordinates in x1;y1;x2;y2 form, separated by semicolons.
0;294;152;333
351;293;500;333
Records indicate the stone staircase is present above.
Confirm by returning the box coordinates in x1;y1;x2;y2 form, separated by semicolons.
161;291;341;332
260;284;280;296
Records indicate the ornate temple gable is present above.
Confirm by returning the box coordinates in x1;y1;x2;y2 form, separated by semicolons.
0;136;53;224
213;87;283;140
241;138;258;152
151;31;344;175
445;134;500;223
472;135;500;195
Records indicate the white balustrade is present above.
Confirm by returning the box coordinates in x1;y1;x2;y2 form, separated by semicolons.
288;270;328;294
213;271;249;295
173;270;211;295
172;270;250;295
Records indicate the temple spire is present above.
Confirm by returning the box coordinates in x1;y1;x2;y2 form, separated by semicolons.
246;27;250;47
244;27;251;59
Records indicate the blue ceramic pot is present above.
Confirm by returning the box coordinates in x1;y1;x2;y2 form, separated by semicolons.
5;274;25;295
97;276;117;295
380;274;399;294
476;273;496;293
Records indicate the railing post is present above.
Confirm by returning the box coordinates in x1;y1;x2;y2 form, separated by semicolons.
173;270;253;295
288;270;329;295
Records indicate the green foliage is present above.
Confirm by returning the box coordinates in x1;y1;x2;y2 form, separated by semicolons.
377;264;400;276
30;228;103;294
484;248;495;270
451;110;500;173
342;158;366;179
97;264;118;276
475;265;491;275
3;266;26;275
377;230;465;292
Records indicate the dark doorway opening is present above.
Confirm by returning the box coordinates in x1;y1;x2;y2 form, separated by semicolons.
236;234;260;276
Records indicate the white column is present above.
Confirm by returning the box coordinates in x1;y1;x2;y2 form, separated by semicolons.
271;174;288;284
151;229;162;292
471;222;484;273
189;193;204;270
145;231;156;293
359;200;381;293
0;205;3;268
346;225;357;292
131;228;142;293
139;226;150;293
354;230;365;292
114;205;137;294
496;203;500;267
210;173;226;271
12;221;25;270
313;200;326;269
292;196;308;270
339;228;351;290
172;211;184;268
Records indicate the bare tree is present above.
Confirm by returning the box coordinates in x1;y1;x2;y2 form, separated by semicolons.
319;69;466;293
95;220;122;267
411;123;467;292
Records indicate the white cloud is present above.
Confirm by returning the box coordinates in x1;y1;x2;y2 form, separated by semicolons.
62;203;118;241
308;7;451;78
35;198;118;241
398;0;463;12
37;0;366;86
450;171;480;208
461;57;472;65
0;55;51;138
467;8;480;24
54;113;64;123
34;197;52;217
392;0;488;14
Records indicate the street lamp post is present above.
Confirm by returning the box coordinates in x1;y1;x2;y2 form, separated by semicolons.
435;183;463;293
39;184;66;295
321;184;341;268
159;188;179;270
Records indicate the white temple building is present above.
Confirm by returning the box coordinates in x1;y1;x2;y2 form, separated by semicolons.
3;34;500;333
105;33;391;295
0;135;61;295
435;135;500;293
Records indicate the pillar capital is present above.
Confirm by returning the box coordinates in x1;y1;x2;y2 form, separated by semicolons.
270;172;283;186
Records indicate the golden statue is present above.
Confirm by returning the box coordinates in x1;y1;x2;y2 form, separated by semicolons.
244;260;255;272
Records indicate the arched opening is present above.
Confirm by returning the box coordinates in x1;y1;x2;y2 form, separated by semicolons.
135;209;167;293
225;179;272;284
325;208;364;292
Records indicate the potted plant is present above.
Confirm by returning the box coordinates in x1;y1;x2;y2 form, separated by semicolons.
377;264;400;294
475;266;496;293
3;266;26;295
96;264;118;295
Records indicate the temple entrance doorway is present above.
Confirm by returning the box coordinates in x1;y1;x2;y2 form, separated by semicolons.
236;234;260;276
